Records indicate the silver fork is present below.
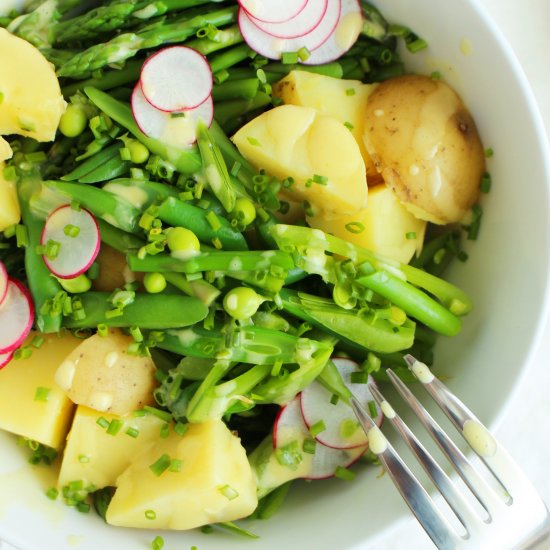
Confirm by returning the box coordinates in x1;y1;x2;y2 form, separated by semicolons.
351;354;550;550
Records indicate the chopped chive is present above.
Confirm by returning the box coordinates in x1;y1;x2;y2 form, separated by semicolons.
345;222;365;234
230;161;241;177
206;210;222;231
275;440;303;470
15;224;29;247
46;487;59;500
201;525;214;534
309;420;326;437
97;323;108;337
406;231;417;240
70;200;81;211
145;509;157;520
96;417;109;429
484;147;494;158
433;248;446;265
151;535;164;550
480;172;492;193
143;406;172;423
350;371;369;384
312;174;328;185
63;224;80;238
344;121;354;130
368;400;378;417
219;484;239;500
211;236;223;249
160;423;170;439
125;427;140;438
430;70;442;80
13;346;32;360
330;393;339;405
302;438;316;454
345;88;356;96
246;136;261;147
45;239;61;260
129;325;143;342
34;386;50;402
170;111;186;118
78;454;90;464
174;422;188;437
334;466;356;481
30;335;45;349
107;419;123;436
119;147;132;161
407;38;428;53
169;459;182;473
76;501;91;513
281;51;299;64
149;454;171;477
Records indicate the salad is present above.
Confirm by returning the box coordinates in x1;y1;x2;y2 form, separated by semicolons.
0;0;488;545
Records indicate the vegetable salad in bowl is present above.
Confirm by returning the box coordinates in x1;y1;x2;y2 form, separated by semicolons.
0;0;492;547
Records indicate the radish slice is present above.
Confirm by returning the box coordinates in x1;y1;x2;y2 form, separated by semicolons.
273;396;368;480
0;260;7;305
300;357;383;449
140;46;213;112
0;350;13;369
40;205;100;280
0;279;34;355
249;0;328;39
132;84;214;148
302;0;363;65
239;0;308;24
238;0;341;61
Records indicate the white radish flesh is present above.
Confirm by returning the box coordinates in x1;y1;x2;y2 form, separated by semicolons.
302;0;363;65
238;0;341;61
0;351;13;369
140;46;213;112
239;0;308;24
249;0;328;39
0;260;7;305
0;279;34;355
300;357;383;449
273;395;368;480
132;84;214;148
40;205;100;279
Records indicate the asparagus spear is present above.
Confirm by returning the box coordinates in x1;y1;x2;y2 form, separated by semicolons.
57;5;237;78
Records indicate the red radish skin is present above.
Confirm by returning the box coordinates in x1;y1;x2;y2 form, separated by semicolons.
300;357;383;449
248;0;328;39
0;351;13;369
239;0;308;24
132;84;214;147
238;0;341;61
0;260;7;305
40;205;100;279
140;46;213;112
273;395;368;480
303;0;363;65
0;279;34;355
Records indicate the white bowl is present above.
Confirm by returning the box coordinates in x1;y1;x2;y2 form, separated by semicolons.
1;1;550;549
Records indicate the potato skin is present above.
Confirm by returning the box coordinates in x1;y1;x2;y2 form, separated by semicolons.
363;75;485;224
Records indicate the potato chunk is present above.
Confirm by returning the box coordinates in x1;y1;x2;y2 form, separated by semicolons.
0;28;66;142
106;420;257;530
273;70;379;181
363;75;485;224
233;104;367;215
0;161;20;231
0;331;80;448
58;405;165;489
55;328;156;415
308;184;427;264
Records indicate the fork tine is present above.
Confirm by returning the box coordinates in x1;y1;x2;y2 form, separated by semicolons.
367;382;481;531
385;369;504;517
350;396;462;550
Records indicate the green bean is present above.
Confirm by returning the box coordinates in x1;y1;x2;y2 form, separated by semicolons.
78;155;131;184
185;24;243;56
61;143;123;182
209;43;254;74
213;78;260;102
96;219;144;252
103;178;179;211
63;292;208;329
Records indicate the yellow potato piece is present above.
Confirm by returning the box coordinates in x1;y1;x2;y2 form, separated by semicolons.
106;420;258;530
0;161;20;231
363;75;485;224
308;184;427;264
58;405;165;489
55;328;156;416
273;70;379;181
232;104;367;215
0;331;80;448
0;28;66;142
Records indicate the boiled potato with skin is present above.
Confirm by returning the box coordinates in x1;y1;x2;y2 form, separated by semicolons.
106;420;257;530
55;328;156;415
92;244;142;292
0;161;20;231
273;71;380;182
58;405;165;489
233;104;367;215
363;75;485;224
307;184;427;264
0;28;66;142
0;331;80;449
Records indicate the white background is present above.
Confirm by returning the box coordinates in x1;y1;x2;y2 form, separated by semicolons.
381;0;550;548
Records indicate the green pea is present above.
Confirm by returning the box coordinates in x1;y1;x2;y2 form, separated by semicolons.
127;140;150;164
59;104;88;138
223;287;263;320
57;274;92;293
232;197;256;227
143;272;167;294
166;227;200;256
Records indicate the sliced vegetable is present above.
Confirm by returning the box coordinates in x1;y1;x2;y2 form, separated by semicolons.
239;0;308;24
0;279;34;354
140;46;213;112
238;0;340;61
300;357;382;449
132;84;214;148
247;0;328;39
303;0;363;65
40;204;100;279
